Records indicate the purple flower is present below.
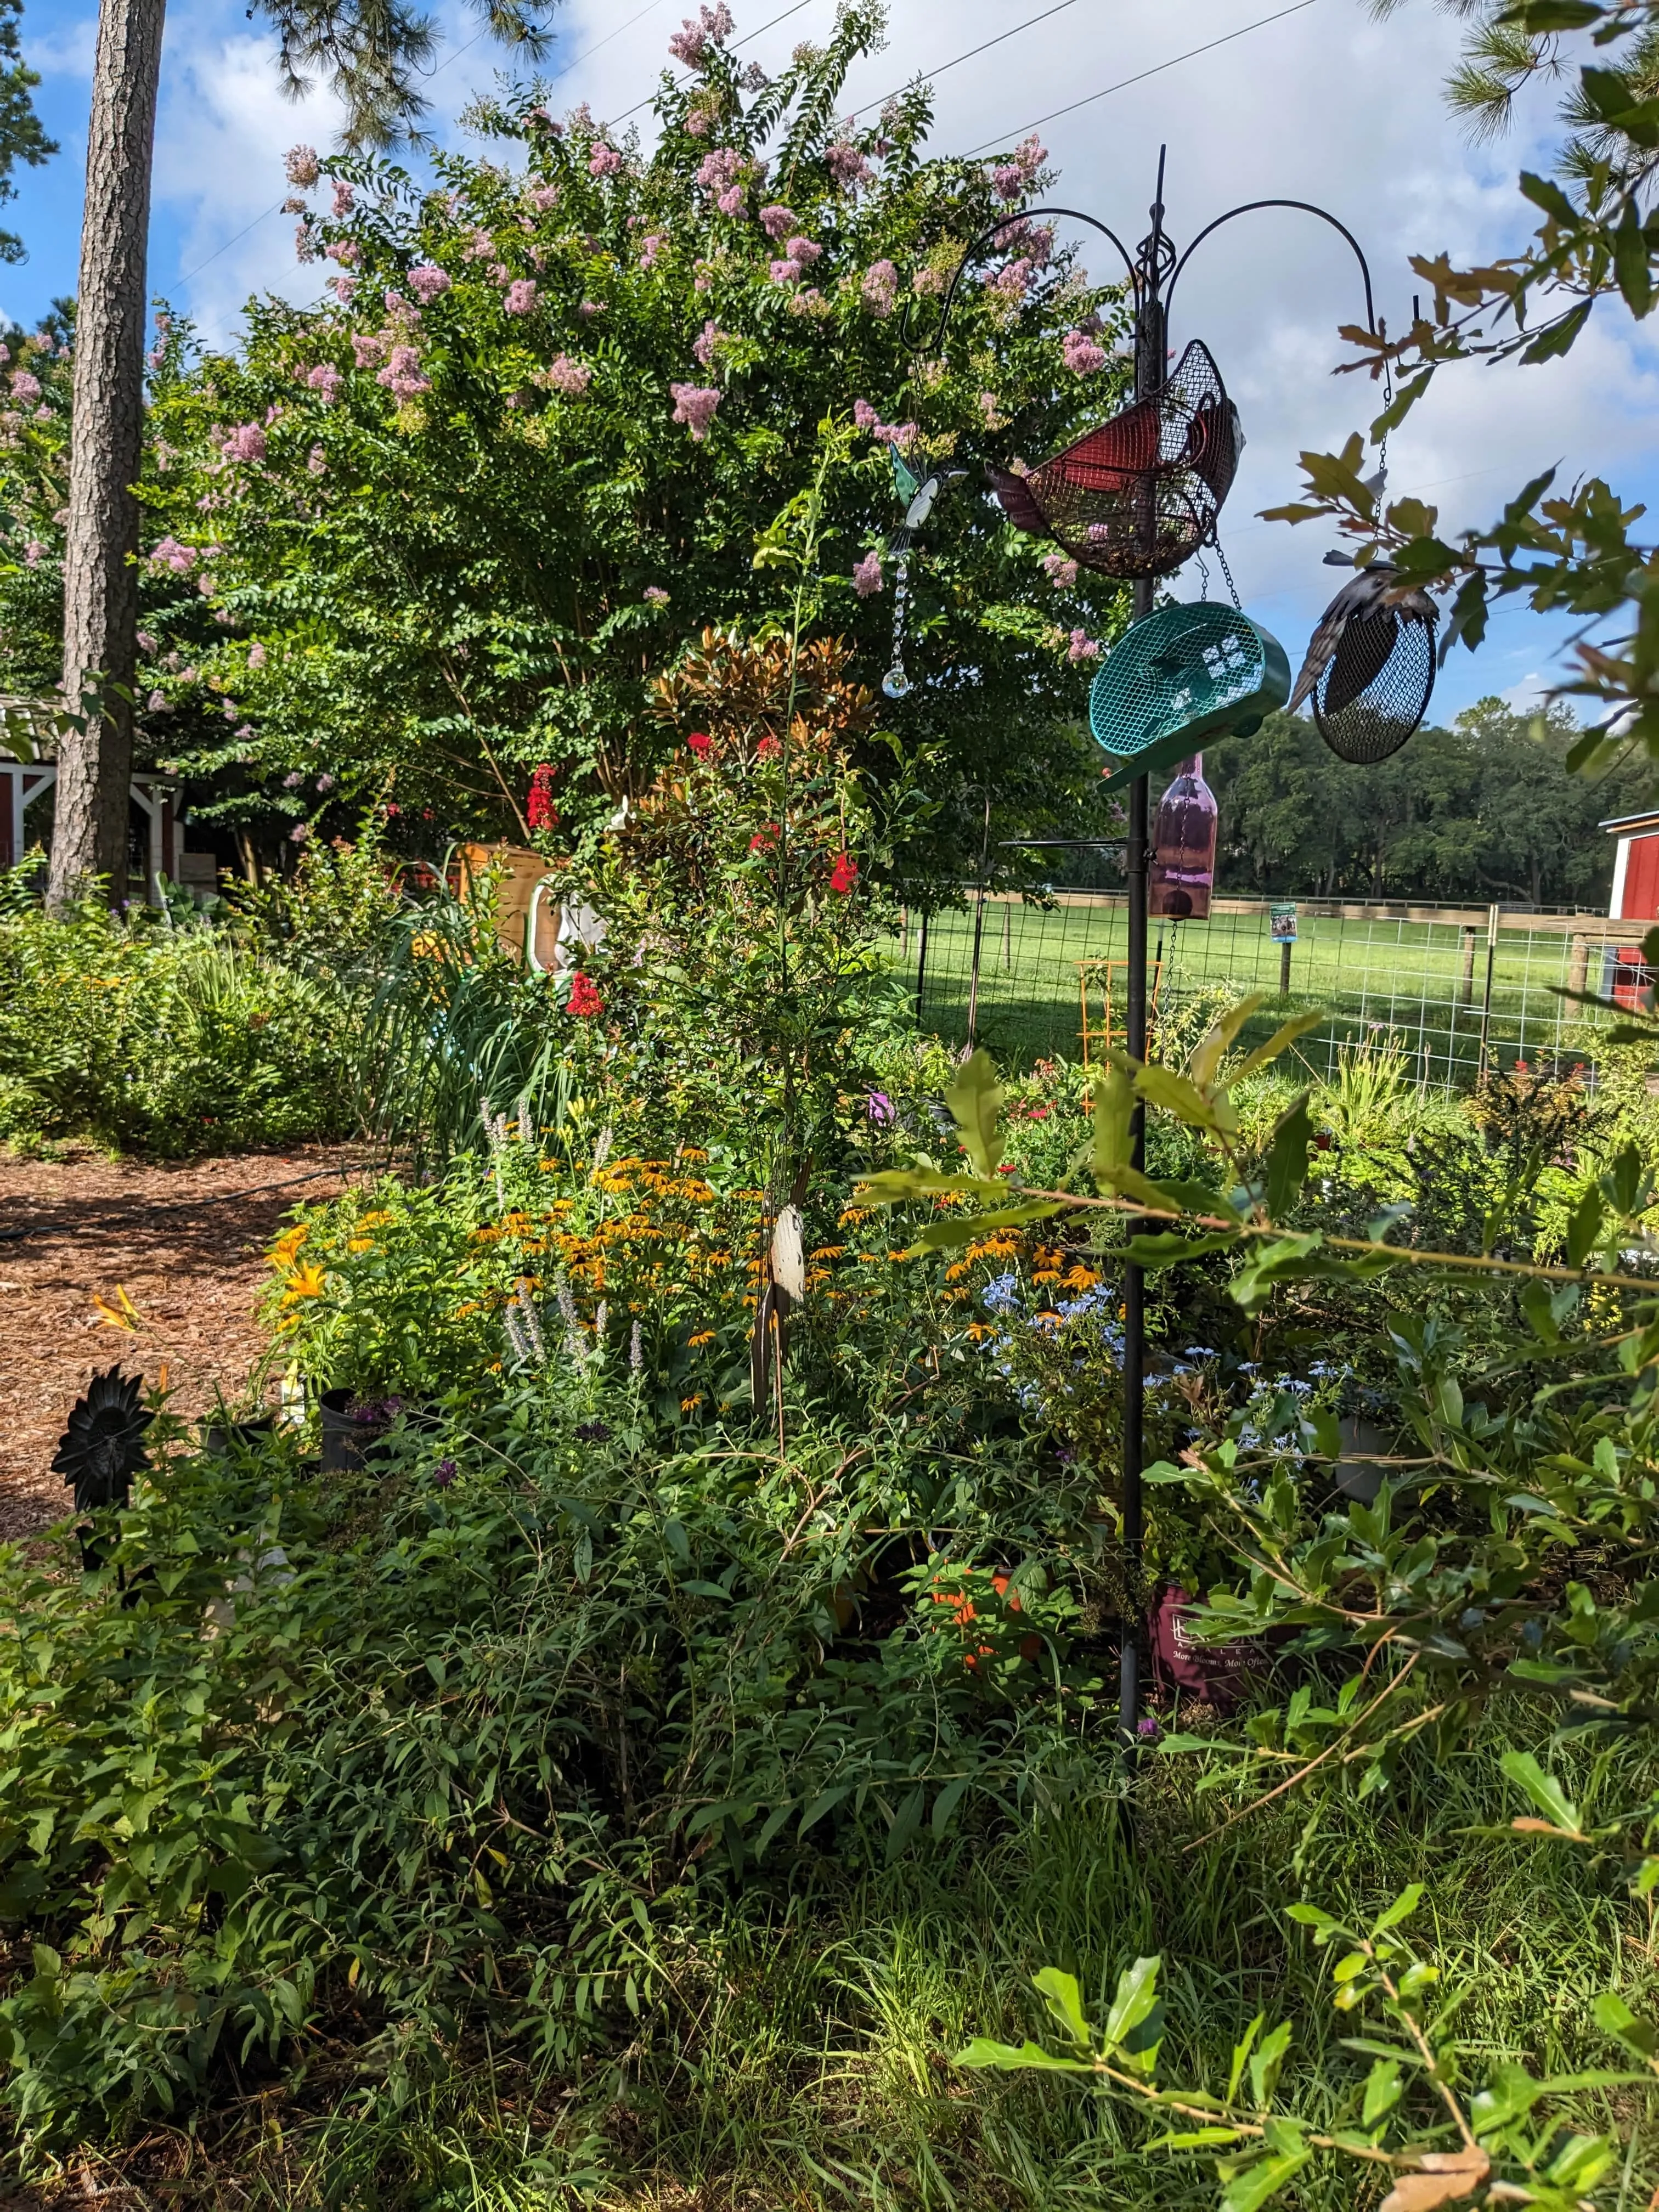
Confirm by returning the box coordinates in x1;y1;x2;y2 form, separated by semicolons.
306;362;343;404
785;235;821;265
10;370;41;404
670;381;721;440
589;143;622;177
1063;328;1108;375
861;260;899;316
644;585;669;605
146;689;168;710
759;203;797;239
290;822;312;843
716;184;745;215
575;1418;611;1443
826;139;872;190
352;332;385;369
545;353;591;394
324;239;360;268
283;770;303;788
692;318;724;365
285;143;320;188
852;551;883;597
376;345;431;398
578;297;604;318
149;536;199;574
866;1090;894;1125
307;444;328;476
326;274;358;304
991;162;1024;200
21;540;42;568
503;278;538;314
1136;1715;1161;1742
317;772;336;791
853;398;879;432
408;262;451;303
433;1457;458;1488
769;257;803;285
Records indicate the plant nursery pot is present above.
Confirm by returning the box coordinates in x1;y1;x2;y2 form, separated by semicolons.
1147;1584;1262;1716
318;1390;438;1472
204;1415;275;1456
1333;1415;1390;1505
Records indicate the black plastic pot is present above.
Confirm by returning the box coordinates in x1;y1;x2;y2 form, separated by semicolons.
318;1390;438;1472
204;1415;276;1457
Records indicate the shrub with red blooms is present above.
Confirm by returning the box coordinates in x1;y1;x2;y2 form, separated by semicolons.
566;970;604;1017
527;763;558;829
828;851;858;894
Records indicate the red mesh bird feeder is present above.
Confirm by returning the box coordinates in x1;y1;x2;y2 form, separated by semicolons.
987;340;1243;580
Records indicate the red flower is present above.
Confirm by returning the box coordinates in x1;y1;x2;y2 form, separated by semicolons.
749;822;780;851
687;731;713;758
828;851;859;895
527;763;558;830
567;970;604;1018
756;733;782;760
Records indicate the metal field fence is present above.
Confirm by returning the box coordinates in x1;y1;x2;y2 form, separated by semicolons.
903;892;1637;1087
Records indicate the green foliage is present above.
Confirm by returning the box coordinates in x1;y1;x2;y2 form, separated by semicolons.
0;0;55;266
0;879;359;1155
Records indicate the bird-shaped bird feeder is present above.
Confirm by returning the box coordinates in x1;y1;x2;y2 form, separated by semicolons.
1291;562;1438;765
989;341;1244;581
1089;602;1290;788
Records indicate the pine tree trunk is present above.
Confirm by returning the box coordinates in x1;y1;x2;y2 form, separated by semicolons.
48;0;166;909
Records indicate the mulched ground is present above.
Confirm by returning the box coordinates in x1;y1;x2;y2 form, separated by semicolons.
0;1143;372;1543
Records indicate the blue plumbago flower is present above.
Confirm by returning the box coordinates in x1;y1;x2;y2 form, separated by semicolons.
981;1271;1022;1316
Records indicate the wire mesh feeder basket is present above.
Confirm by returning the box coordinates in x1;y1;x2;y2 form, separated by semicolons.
1294;567;1438;765
989;341;1244;580
1088;602;1289;788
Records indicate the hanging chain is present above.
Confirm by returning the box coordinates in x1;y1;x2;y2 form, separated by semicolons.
1211;533;1242;611
1193;549;1210;602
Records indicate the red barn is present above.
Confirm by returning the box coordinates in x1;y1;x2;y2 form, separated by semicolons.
1600;808;1659;1006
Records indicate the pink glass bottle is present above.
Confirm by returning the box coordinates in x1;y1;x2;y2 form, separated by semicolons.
1149;754;1218;921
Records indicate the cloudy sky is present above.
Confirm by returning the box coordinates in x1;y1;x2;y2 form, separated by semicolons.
12;0;1656;720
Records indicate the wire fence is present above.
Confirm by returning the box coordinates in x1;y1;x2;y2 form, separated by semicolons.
902;891;1640;1087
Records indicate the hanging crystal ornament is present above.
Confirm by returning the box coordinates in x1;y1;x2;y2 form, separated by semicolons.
884;552;913;699
877;447;963;703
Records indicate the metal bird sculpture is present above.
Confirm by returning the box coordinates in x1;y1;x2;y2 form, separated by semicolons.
1290;564;1438;718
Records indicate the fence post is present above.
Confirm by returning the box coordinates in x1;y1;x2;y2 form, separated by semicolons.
1002;898;1011;970
899;904;909;961
1460;924;1477;1006
914;911;929;1031
967;882;989;1047
1476;902;1500;1079
1278;938;1292;999
1567;933;1588;1000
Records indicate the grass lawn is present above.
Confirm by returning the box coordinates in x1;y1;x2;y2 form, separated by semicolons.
908;898;1618;1079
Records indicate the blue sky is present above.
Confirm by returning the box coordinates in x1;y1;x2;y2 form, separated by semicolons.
11;0;1656;726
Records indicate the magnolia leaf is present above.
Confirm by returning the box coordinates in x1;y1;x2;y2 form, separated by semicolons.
1592;1990;1659;2056
944;1048;1005;1179
1100;1955;1161;2053
1091;1064;1135;1185
1124;1231;1237;1269
1035;1966;1093;2050
905;1201;1060;1255
1265;1096;1313;1221
1218;2148;1312;2212
1378;2147;1490;2212
953;2036;1093;2073
1147;2126;1245;2150
1500;1751;1582;1836
1188;992;1264;1091
1226;1011;1325;1091
1136;1062;1232;1133
859;1169;1006;1204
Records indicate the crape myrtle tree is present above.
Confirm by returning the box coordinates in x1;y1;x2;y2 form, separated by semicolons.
48;0;554;909
126;2;1131;879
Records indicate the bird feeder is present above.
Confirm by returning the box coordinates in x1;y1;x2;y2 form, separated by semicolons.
1294;568;1438;766
989;341;1244;580
1150;755;1219;920
1089;602;1289;789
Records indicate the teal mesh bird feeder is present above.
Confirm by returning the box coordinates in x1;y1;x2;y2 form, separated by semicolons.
1088;602;1289;789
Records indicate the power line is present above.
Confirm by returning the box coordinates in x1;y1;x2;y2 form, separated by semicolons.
964;0;1324;156
848;0;1080;123
176;0;675;291
607;0;817;126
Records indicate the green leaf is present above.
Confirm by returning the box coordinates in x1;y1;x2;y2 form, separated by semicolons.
1100;1955;1161;2053
884;1783;926;1863
1500;1750;1583;1835
1565;1185;1605;1268
1248;2018;1293;2107
1226;1012;1325;1091
1137;1062;1230;1133
1615;194;1654;317
1091;1064;1135;1186
1034;1966;1093;2050
1362;2056;1402;2126
1189;993;1264;1090
1147;2126;1245;2150
1504;0;1604;29
1518;166;1584;223
1471;2059;1547;2135
1218;2148;1311;2212
953;2037;1092;2073
931;1774;970;1837
1124;1231;1237;1270
944;1048;1005;1178
1592;1990;1659;2056
1227;2014;1263;2104
1520;298;1593;362
905;1200;1061;1255
859;1169;1006;1204
1371;1883;1424;1934
1265;1096;1313;1221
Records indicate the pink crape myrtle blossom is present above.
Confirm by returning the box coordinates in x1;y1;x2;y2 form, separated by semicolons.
861;260;899;315
986;257;1032;304
222;423;267;462
716;184;745;215
22;540;42;567
978;390;1001;425
670;382;721;439
1067;628;1101;662
669;2;733;65
785;235;821;265
769;257;802;285
486;262;510;285
290;823;313;845
644;585;670;605
639;233;665;268
991;162;1024;200
150;537;199;574
324;239;360;267
147;690;168;710
788;287;827;316
249;641;268;668
283;770;303;788
529;182;560;213
545;354;591;394
692;318;723;365
826;137;871;190
578;298;604;318
285;144;320;188
853;398;879;431
137;630;157;653
326;274;358;304
377;346;431;398
408;262;451;303
306;363;343;404
589;143;622;177
851;551;883;597
307;444;328;476
462;228;494;261
317;772;336;791
1042;552;1079;588
1063;328;1108;375
10;370;40;403
684;106;712;136
872;421;918;450
331;179;355;216
759;202;796;238
504;278;538;313
352;333;385;369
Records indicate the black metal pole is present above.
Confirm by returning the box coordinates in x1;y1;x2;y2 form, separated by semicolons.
915;910;929;1030
1120;151;1167;1767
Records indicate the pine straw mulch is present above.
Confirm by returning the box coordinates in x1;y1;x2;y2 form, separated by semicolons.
0;1142;375;1545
